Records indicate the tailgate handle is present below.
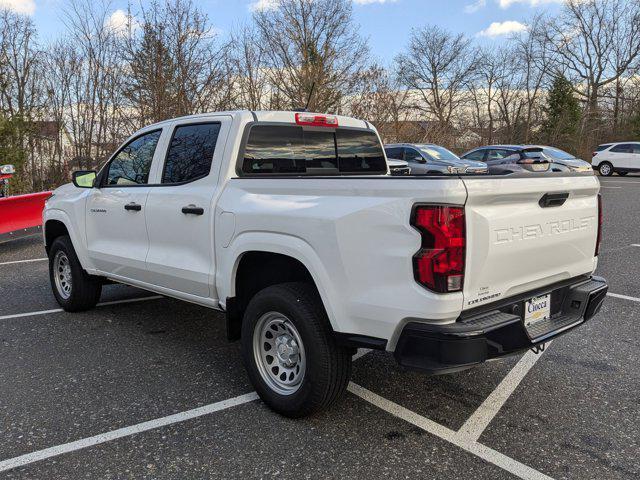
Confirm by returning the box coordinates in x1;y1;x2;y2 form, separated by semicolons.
539;192;569;208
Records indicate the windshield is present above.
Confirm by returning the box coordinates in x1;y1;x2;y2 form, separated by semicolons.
541;147;575;160
417;145;460;161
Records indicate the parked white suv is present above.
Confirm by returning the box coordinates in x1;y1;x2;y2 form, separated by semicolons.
592;141;640;176
43;110;608;417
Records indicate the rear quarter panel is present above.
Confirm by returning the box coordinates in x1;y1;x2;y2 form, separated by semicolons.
215;177;468;346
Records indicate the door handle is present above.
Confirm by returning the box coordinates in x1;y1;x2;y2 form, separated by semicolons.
124;203;142;211
182;205;204;215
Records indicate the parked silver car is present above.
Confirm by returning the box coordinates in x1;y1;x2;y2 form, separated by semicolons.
384;143;486;175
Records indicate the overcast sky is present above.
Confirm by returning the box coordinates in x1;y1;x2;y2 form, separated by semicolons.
3;0;565;62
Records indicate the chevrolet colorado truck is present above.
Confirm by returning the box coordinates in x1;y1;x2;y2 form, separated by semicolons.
43;111;608;417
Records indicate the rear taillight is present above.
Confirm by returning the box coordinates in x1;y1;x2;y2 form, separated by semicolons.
595;193;603;256
411;205;466;293
592;151;597;157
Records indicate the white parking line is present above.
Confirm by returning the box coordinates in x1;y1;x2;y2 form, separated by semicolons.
349;382;553;480
0;257;47;266
600;186;622;189
607;292;640;303
458;344;551;442
0;348;374;472
0;392;259;473
352;348;372;361
631;244;640;248
0;295;164;321
0;292;633;476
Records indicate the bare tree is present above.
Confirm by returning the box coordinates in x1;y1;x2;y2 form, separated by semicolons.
546;0;640;126
229;24;269;111
60;0;126;168
348;64;412;142
253;0;369;112
514;15;552;142
0;10;43;191
467;49;501;145
0;10;40;118
122;0;234;125
396;25;478;133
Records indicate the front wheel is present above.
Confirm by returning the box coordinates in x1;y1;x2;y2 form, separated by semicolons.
598;162;614;176
49;235;102;312
241;283;351;418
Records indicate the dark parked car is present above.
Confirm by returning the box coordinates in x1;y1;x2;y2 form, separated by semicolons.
385;143;486;175
461;145;567;174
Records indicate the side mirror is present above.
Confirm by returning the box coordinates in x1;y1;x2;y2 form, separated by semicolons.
72;170;97;188
0;164;15;175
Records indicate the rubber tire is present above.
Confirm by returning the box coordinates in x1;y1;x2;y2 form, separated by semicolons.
599;162;614;176
618;171;628;176
49;235;102;312
241;282;351;418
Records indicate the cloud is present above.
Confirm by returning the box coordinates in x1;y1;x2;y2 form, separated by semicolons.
498;0;563;8
0;0;35;15
104;9;139;37
477;20;528;37
249;0;279;11
464;0;486;13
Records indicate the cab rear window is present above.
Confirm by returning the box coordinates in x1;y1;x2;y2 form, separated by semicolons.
241;125;386;175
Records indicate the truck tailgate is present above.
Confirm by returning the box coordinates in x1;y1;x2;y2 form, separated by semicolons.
461;175;600;309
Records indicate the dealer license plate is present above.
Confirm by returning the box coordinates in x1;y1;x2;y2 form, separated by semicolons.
524;294;551;328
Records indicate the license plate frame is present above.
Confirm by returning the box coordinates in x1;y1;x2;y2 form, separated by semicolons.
524;294;551;329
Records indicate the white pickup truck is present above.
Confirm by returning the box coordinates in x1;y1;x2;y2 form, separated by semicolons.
43;111;608;417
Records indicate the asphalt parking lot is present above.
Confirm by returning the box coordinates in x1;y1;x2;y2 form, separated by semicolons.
1;175;639;479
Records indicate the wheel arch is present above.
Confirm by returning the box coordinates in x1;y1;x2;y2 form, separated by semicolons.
44;219;69;254
220;233;341;341
43;209;92;270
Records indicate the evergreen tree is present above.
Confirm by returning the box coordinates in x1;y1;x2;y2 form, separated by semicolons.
542;75;581;149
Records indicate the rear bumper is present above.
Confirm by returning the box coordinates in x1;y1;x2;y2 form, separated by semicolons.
393;275;608;374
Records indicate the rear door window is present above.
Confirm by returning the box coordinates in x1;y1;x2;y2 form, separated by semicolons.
162;123;221;184
385;147;403;159
486;149;512;161
463;150;485;161
242;125;386;175
610;144;634;153
404;148;424;163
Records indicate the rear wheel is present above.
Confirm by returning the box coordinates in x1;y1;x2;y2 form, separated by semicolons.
598;162;613;176
241;282;351;418
49;235;102;311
